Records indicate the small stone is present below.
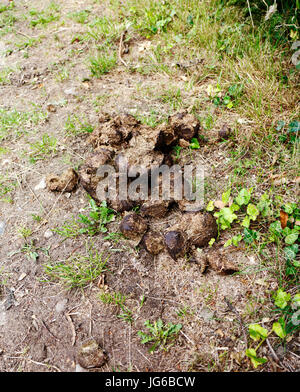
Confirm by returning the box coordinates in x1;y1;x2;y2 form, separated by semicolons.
77;338;107;369
0;221;5;236
34;178;46;191
55;298;68;313
44;229;53;239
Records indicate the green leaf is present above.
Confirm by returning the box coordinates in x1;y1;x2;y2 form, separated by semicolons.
243;228;258;244
224;238;232;248
292;293;300;308
283;203;297;215
222;189;231;205
274;289;291;309
247;203;259;221
190;138;200;149
235;188;251;206
208;238;215;247
269;221;282;237
206;200;214;211
284;244;299;261
230;203;240;212
288;120;300;133
242;215;250;228
232;234;242;246
245;348;267;368
249;323;268;341
285;232;298;245
272;322;286;339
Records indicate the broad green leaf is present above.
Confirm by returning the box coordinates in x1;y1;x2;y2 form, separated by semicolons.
230;203;240;212
222;208;237;223
190;138;200;149
283;203;297;215
274;289;291;309
232;234;242;246
269;221;282;236
224;238;232;248
242;215;250;228
222;189;231;205
285;232;299;245
292;293;300;308
272;322;286;339
206;200;214;211
249;324;268;341
245;348;267;368
247;204;259;221
284;244;299;261
235;188;251;206
243;228;258;244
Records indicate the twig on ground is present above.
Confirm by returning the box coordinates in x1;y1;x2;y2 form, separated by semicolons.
118;30;128;67
65;313;76;346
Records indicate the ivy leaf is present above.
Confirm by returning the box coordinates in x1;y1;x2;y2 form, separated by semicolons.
230;203;240;212
276;120;285;131
242;215;250;228
249;324;268;341
274;289;291;309
222;208;238;224
284;244;299;261
285;232;299;245
243;228;258;244
235;188;251;206
272;322;286;339
224;238;232;248
288;120;300;133
247;204;259;221
222;189;231;205
269;221;282;236
232;234;242;246
245;348;267;368
206;200;214;211
292;293;300;308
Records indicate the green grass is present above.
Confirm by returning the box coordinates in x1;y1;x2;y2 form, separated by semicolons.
0;107;47;141
44;244;109;290
64;114;94;137
89;51;117;77
28;133;57;163
28;1;60;28
0;67;14;85
0;174;16;203
137;319;182;353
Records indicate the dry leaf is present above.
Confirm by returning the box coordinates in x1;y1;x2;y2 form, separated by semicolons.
280;210;288;229
214;200;225;209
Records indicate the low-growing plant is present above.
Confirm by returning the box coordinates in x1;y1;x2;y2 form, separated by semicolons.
245;288;300;368
44;244;109;289
138;319;182;353
54;199;116;238
89;52;117;77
